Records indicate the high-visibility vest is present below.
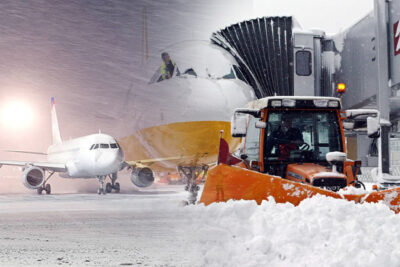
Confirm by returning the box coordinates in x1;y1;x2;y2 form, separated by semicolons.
160;60;176;79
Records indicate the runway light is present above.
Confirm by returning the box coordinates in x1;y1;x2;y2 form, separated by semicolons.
0;101;34;130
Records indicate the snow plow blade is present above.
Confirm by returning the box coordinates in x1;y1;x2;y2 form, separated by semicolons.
200;164;400;213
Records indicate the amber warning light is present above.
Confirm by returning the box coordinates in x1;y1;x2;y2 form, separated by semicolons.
337;83;346;94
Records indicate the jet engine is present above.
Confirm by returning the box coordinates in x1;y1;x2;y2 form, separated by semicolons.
22;166;45;189
131;167;154;187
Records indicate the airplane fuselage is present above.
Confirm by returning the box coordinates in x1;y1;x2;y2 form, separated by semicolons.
119;76;256;171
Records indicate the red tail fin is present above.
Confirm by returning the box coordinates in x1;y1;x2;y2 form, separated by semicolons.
217;131;241;165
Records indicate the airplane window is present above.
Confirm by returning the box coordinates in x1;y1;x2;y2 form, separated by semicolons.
90;144;95;150
149;67;162;84
93;144;99;149
100;144;109;149
183;68;197;77
222;68;235;79
233;65;248;83
110;143;118;148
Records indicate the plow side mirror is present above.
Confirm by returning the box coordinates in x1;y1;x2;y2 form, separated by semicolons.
234;108;260;117
367;116;380;138
255;121;266;129
231;112;248;137
342;120;355;130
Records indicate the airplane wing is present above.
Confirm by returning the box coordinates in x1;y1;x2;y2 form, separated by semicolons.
124;154;216;171
125;155;192;168
0;160;67;172
4;150;47;155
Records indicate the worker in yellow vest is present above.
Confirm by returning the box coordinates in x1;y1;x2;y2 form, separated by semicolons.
160;52;179;80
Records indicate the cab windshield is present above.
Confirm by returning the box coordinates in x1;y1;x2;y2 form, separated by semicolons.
264;110;343;163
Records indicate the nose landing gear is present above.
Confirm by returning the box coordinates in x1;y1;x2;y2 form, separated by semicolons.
97;176;106;195
178;165;208;205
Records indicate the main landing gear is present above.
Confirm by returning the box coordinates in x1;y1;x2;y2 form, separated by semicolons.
106;173;120;193
178;165;208;205
97;173;120;195
37;171;55;195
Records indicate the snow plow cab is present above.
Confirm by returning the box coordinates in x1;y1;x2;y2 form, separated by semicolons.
200;96;400;213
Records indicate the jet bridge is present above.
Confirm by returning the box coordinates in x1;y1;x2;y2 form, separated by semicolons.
211;16;336;99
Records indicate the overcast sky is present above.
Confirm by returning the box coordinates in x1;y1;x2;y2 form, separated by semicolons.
253;0;374;34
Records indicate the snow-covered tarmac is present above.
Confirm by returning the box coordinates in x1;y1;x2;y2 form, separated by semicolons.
0;185;197;266
0;184;400;266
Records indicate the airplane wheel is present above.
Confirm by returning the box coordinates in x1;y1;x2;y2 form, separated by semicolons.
114;182;120;193
106;183;112;193
37;188;43;195
45;184;51;195
97;188;103;195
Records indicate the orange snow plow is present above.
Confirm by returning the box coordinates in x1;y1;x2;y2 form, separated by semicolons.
199;96;400;213
200;164;400;213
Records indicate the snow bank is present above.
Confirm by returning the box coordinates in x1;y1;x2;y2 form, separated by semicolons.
187;195;400;267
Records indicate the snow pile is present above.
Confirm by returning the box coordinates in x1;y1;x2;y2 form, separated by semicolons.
188;196;400;266
337;185;369;195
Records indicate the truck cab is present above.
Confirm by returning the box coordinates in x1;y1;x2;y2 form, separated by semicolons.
233;96;363;191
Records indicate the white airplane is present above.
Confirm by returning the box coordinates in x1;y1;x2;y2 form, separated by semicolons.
0;98;155;194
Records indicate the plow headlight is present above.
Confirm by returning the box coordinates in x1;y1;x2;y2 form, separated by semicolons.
313;99;328;107
328;100;339;108
282;99;296;107
271;100;282;107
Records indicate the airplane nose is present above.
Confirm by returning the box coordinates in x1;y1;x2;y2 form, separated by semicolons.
116;148;124;164
94;148;124;171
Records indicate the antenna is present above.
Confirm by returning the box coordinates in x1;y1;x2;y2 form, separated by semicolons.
141;6;148;64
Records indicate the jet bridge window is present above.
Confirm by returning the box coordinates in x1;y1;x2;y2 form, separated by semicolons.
100;144;109;149
296;51;312;76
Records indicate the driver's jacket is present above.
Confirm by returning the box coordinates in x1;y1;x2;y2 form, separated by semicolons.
265;126;303;159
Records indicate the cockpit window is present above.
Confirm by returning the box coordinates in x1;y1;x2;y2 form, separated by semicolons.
183;68;197;77
100;144;109;149
93;144;99;150
90;144;95;150
110;143;118;149
222;68;236;79
233;65;247;83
